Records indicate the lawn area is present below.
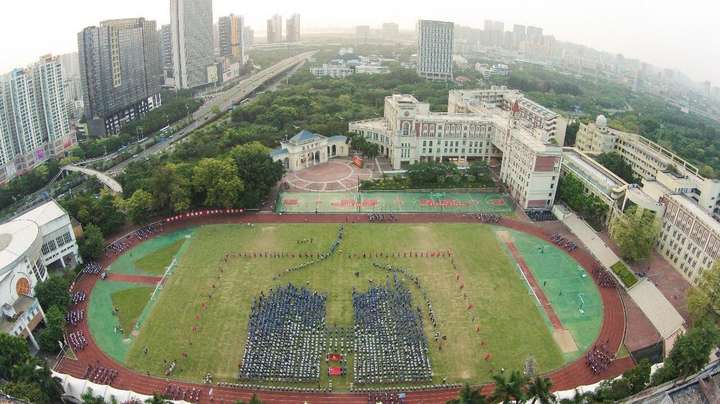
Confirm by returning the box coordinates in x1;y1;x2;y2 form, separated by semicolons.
134;239;185;275
117;223;592;389
111;286;154;337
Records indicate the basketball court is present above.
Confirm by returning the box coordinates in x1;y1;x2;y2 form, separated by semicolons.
276;191;514;214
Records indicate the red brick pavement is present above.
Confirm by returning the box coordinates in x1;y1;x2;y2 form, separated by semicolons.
57;212;633;403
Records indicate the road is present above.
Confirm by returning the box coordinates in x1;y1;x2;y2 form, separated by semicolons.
105;51;315;176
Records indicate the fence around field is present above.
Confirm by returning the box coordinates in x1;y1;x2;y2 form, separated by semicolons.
276;191;514;214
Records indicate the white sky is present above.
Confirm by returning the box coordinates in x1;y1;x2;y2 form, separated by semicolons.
1;0;718;84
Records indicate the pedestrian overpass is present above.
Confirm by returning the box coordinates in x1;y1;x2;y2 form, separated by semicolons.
62;165;123;194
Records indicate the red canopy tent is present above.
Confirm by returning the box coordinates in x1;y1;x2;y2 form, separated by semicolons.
328;367;343;377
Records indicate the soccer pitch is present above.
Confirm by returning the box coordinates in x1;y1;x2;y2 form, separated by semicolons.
93;223;602;389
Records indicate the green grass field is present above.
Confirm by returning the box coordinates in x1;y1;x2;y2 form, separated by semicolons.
104;223;603;388
111;286;154;337
134;239;185;275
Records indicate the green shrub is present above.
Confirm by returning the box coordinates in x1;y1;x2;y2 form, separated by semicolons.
610;261;638;287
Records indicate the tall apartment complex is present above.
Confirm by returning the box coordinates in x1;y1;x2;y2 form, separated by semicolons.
159;24;174;80
266;14;283;43
350;87;564;209
170;0;214;90
416;20;454;81
218;14;245;61
382;22;400;38
0;56;74;184
243;26;254;47
286;14;301;43
78;18;162;136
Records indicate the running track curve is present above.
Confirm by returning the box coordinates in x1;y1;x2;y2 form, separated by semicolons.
57;213;633;403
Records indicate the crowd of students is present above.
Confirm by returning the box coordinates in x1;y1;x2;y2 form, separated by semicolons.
83;364;117;385
239;284;327;382
68;331;87;350
71;290;87;305
475;213;501;224
550;233;578;252
353;275;432;385
368;392;404;404
81;262;103;276
275;224;344;278
368;213;397;223
65;309;84;326
164;384;201;402
592;266;618;289
586;343;614;374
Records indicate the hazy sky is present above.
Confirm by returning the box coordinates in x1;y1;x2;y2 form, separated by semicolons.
1;0;718;84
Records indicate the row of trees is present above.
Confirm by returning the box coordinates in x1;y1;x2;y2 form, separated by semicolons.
0;334;64;403
610;206;661;263
556;173;609;230
594;152;639;184
449;322;719;403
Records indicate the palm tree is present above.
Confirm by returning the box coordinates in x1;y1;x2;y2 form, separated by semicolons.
492;370;529;403
527;376;555;404
447;383;489;404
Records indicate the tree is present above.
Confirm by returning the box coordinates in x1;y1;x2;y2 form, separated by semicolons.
80;224;105;261
230;142;284;208
37;306;65;353
447;384;488;404
527;376;555;404
125;189;155;224
1;381;46;403
192;158;244;208
492;370;528;403
0;333;31;380
558;390;590;404
564;121;580;147
593;359;651;401
610;207;661;263
144;393;170;404
595;152;638;183
82;388;106;404
687;261;720;322
34;275;71;315
651;321;720;385
556;173;609;230
149;164;191;214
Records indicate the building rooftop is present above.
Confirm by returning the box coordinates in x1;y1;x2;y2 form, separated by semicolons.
0;295;36;333
14;200;67;226
289;130;323;144
627;280;686;340
562;148;627;196
0;220;40;272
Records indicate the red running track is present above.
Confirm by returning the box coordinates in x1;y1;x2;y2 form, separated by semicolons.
105;273;163;285
57;212;633;403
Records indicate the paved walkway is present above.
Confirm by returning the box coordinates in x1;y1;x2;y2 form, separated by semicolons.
282;159;375;192
57;212;632;403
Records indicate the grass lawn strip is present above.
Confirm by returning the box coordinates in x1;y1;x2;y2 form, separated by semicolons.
134;239;185;275
111;286;154;337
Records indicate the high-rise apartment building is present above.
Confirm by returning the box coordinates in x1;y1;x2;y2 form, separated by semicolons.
243;26;254;47
286;14;301;42
170;0;214;90
57;53;83;118
159;24;174;80
78;18;162;136
526;26;544;44
356;25;371;44
266;14;283;43
219;14;245;60
382;22;400;38
0;55;74;184
416;20;454;81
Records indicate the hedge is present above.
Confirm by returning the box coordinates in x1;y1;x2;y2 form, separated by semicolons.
610;261;638;288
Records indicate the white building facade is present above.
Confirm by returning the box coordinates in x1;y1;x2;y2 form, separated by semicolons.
576;116;720;220
349;88;563;210
271;130;349;172
416;20;454;81
0;201;79;349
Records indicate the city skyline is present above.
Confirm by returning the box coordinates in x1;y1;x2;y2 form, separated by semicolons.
0;0;718;84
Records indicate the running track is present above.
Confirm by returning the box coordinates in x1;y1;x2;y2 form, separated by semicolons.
57;213;633;403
